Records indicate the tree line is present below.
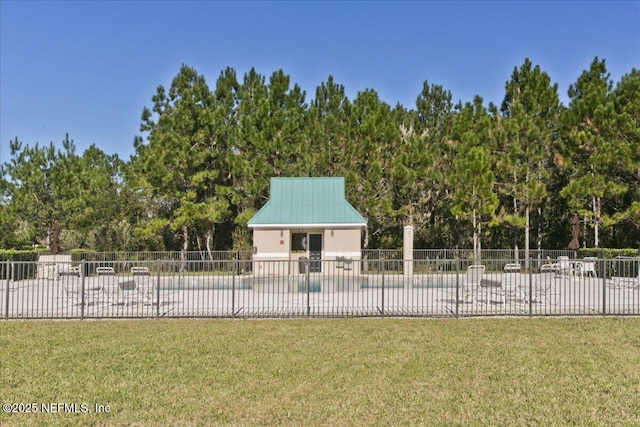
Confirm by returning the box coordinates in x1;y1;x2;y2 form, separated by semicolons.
1;57;638;255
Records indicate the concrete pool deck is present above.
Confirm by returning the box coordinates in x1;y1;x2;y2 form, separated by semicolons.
2;272;639;319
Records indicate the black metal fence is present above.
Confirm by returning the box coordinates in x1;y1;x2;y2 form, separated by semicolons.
362;249;575;272
10;248;575;263
2;255;639;320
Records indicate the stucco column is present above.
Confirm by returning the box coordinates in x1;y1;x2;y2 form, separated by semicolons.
403;225;414;286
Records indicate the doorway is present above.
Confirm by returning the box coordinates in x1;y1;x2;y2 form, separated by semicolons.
309;234;322;273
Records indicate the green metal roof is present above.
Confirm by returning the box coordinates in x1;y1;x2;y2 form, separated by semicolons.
247;177;366;228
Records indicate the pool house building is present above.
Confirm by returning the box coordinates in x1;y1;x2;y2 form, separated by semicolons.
247;177;367;275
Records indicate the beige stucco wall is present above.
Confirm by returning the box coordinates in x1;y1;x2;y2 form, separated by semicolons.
324;228;361;259
253;229;290;258
251;226;362;275
323;228;361;275
252;229;290;276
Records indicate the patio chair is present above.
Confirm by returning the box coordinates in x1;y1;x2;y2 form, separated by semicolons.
134;275;156;305
132;274;173;306
529;264;557;304
463;264;485;303
62;281;84;305
557;256;572;276
62;280;104;306
116;280;139;306
501;263;525;303
58;265;80;277
581;257;597;278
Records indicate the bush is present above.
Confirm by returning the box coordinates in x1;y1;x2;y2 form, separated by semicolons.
578;248;639;259
0;249;41;280
70;249;95;262
0;249;41;262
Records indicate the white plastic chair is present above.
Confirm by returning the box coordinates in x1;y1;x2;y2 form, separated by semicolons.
501;263;525;303
530;264;557;304
581;257;597;278
62;281;84;305
557;256;572;276
463;265;485;303
133;274;173;306
117;280;139;306
62;280;104;306
131;274;151;304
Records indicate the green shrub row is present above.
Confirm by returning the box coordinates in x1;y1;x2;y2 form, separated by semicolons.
0;249;41;262
578;248;639;259
0;250;41;280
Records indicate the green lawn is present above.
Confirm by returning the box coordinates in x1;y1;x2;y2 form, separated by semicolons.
1;318;639;426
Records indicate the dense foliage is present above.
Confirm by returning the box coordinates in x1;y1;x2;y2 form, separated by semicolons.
1;57;638;252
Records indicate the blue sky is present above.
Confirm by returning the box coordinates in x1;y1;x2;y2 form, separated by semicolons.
1;1;638;163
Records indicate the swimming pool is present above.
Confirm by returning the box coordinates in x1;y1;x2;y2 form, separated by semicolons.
151;273;461;292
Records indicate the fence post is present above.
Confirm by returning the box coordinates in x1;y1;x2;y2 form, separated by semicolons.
601;258;606;315
232;258;236;319
381;261;385;318
528;266;533;316
4;259;10;320
306;258;310;317
80;260;86;320
455;250;460;318
157;259;161;318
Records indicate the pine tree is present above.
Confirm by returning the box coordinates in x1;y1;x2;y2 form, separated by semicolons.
450;97;498;260
609;69;640;238
306;76;352;177
392;81;455;247
560;58;629;247
494;59;561;267
346;89;398;248
133;65;232;256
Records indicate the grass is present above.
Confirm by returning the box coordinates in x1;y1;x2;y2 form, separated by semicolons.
1;318;640;426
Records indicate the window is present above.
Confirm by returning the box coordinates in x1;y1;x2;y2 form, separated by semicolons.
291;233;307;252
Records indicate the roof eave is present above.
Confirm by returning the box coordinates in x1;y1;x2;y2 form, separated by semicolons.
248;223;366;229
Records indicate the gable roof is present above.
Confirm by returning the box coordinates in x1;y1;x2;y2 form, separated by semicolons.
247;177;366;228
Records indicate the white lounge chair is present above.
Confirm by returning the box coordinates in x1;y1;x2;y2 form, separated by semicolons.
96;267;116;276
611;275;639;289
610;257;639;289
463;265;485;303
130;266;150;276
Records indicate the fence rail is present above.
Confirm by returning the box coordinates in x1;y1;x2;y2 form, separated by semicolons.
4;248;580;263
2;256;639;320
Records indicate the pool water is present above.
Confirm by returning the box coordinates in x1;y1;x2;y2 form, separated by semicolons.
152;274;459;291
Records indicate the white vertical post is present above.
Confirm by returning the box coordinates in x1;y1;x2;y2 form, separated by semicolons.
403;225;414;287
